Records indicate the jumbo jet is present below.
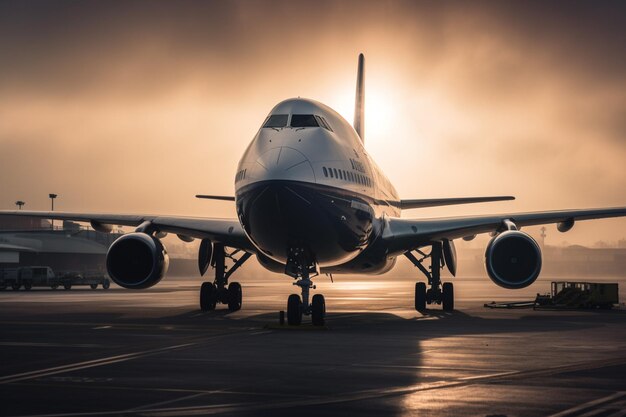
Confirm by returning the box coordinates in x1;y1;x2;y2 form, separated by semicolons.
3;54;625;325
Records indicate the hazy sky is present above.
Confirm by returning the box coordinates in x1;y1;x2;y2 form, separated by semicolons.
1;0;625;246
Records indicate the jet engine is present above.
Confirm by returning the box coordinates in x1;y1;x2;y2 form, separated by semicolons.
484;230;542;289
106;232;169;289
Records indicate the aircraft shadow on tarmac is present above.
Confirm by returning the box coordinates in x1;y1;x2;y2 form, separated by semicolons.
61;305;624;332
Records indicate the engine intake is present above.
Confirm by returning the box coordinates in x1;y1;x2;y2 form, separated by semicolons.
106;232;169;289
485;230;542;289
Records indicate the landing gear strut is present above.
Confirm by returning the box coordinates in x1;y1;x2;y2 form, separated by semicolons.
200;243;251;312
285;248;325;326
405;242;454;311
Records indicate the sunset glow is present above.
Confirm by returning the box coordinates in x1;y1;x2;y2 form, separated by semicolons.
0;1;624;246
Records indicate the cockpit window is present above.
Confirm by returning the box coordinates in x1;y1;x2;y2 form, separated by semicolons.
291;114;319;128
315;116;324;128
263;114;288;128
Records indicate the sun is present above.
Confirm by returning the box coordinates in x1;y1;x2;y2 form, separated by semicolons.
364;87;396;140
325;79;398;142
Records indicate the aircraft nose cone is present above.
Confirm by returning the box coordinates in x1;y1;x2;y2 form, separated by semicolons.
253;146;315;182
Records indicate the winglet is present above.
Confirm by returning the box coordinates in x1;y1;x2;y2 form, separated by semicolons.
354;53;365;142
195;195;235;202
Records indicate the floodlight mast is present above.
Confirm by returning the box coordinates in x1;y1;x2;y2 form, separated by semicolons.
49;193;58;229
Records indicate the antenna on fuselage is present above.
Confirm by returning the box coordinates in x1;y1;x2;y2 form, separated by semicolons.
354;53;365;142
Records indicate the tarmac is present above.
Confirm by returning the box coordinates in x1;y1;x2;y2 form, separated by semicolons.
1;275;625;417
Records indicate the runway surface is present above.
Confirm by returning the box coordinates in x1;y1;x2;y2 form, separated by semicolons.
1;275;625;417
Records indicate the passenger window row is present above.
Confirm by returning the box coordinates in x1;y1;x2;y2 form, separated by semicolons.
235;169;247;182
262;114;333;131
322;166;372;187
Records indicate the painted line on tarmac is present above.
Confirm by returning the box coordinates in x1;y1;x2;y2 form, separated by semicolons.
128;356;626;416
0;320;244;333
0;342;104;348
0;327;272;387
0;343;197;385
127;392;221;412
10;356;626;417
546;391;626;417
355;363;517;373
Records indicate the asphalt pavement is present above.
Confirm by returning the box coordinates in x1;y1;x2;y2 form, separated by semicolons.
1;275;625;416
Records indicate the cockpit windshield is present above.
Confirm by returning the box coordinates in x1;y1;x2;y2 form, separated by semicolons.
291;114;319;128
263;114;288;128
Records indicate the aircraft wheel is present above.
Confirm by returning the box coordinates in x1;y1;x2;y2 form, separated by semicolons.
442;282;454;311
11;282;21;291
287;294;302;325
200;282;217;311
90;284;98;290
415;282;427;311
64;283;72;290
311;294;326;326
102;280;110;289
227;282;242;311
23;281;32;291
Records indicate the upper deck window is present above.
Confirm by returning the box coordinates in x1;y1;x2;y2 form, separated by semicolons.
291;114;319;128
263;114;289;128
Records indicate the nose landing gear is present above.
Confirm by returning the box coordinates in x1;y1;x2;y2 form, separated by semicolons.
406;242;455;311
287;276;326;326
285;248;326;326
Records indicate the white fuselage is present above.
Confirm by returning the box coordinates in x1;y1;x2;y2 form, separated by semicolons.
234;98;400;272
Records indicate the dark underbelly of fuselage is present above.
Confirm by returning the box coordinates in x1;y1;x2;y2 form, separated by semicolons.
236;180;376;267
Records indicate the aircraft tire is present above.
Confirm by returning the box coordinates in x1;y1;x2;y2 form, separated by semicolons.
442;282;454;311
90;284;98;290
200;282;217;311
102;280;110;289
227;282;242;311
415;282;427;311
311;294;326;326
23;281;32;290
287;294;302;325
64;283;72;290
11;282;21;291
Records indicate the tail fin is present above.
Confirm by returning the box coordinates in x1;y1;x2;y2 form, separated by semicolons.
354;53;365;142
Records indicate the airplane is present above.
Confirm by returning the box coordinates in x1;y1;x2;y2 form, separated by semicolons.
2;53;625;326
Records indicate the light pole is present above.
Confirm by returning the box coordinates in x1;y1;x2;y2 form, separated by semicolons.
49;193;57;230
15;201;25;210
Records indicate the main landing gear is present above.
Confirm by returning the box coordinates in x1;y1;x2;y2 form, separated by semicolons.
285;248;326;326
405;242;454;311
200;243;251;312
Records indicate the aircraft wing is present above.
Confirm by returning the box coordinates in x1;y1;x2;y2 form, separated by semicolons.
400;196;514;210
383;207;626;255
0;211;255;251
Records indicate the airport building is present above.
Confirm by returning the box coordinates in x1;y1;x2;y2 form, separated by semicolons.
0;215;197;277
0;215;121;274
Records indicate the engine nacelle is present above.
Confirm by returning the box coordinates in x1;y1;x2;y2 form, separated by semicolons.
106;232;169;289
485;230;542;289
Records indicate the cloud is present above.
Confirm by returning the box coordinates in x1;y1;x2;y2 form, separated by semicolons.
0;0;624;244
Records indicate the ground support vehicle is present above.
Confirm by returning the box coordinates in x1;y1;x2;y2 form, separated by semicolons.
0;267;111;291
534;281;618;309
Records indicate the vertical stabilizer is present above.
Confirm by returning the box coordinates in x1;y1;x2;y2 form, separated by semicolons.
354;53;365;142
